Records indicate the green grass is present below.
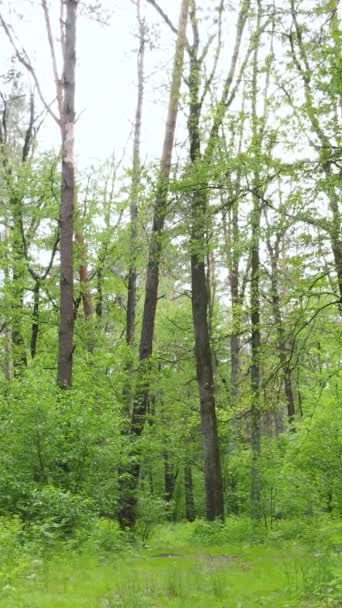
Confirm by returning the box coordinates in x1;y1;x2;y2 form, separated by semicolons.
0;521;341;607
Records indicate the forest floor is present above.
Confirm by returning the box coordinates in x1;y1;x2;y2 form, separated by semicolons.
1;521;341;607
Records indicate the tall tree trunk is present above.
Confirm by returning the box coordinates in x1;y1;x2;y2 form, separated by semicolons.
57;0;78;388
126;0;145;348
250;199;261;519
124;0;146;420
186;0;250;521
250;0;262;520
117;0;190;529
188;8;224;520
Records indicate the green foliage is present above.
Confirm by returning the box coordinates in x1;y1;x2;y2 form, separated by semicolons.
0;517;32;591
85;518;130;557
22;487;96;543
0;521;341;607
136;492;169;544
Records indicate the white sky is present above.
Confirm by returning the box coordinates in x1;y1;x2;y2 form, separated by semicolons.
0;0;191;168
1;0;246;171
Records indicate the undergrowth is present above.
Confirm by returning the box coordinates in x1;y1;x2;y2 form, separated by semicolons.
0;515;341;607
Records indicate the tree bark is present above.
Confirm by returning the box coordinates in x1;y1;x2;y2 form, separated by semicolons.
30;279;40;359
184;464;196;522
250;0;262;521
76;226;93;321
10;199;27;374
187;7;224;520
126;0;145;348
57;0;78;388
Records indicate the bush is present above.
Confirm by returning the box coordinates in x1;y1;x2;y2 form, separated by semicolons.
0;517;32;590
21;486;96;544
136;493;169;544
191;517;264;545
86;518;128;557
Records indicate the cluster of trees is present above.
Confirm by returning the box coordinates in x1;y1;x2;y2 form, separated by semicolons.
0;0;341;532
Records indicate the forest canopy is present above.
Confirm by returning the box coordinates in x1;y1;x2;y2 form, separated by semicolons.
0;0;341;605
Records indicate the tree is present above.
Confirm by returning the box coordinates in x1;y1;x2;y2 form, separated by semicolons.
186;0;250;520
118;0;191;529
1;1;80;386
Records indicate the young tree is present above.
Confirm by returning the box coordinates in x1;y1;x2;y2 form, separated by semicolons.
1;1;80;386
118;0;191;529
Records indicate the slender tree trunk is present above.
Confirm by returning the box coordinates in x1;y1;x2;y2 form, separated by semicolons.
164;452;177;503
269;254;295;421
126;0;145;348
76;226;93;321
124;0;146;420
30;279;40;359
184;464;196;522
117;0;190;529
223;205;241;407
207;249;218;380
250;0;262;520
11;202;27;373
57;0;78;388
250;189;261;519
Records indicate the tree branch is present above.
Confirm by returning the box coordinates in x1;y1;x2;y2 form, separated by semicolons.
0;12;60;125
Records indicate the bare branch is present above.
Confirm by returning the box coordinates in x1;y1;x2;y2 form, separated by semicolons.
146;0;178;35
0;13;60;125
42;0;63;117
204;0;250;162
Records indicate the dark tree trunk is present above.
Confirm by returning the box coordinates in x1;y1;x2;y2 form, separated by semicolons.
95;266;103;318
187;13;224;521
250;191;262;520
230;203;242;407
191;231;224;520
250;0;262;521
184;465;196;522
11;204;27;374
76;228;93;321
323;164;342;313
164;452;177;503
57;0;78;388
30;279;40;359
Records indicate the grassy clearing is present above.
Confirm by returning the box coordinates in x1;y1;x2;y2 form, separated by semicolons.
0;520;341;607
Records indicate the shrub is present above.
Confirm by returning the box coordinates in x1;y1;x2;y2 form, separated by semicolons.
0;517;32;590
21;486;96;544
